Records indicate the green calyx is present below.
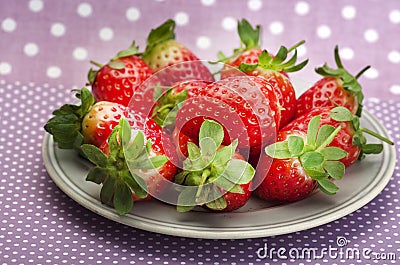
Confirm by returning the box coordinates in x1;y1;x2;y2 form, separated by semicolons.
217;19;261;63
315;45;371;117
239;40;308;73
87;41;141;85
151;85;188;128
329;106;394;160
175;120;255;212
81;118;168;215
142;19;176;60
266;115;347;195
44;87;95;150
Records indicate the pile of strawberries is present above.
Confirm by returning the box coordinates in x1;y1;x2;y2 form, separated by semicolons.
45;19;393;215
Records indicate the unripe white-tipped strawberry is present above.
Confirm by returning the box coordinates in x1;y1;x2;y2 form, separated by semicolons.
142;19;214;85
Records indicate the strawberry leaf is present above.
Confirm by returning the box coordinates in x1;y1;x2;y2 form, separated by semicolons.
300;151;324;168
330;106;353;122
86;167;108;184
323;161;345;180
320;147;348;160
306;115;321;147
205;187;227;211
213;176;244;194
362;143;383;154
213;139;238;168
144;19;176;58
81;144;108;167
100;177;116;204
237;19;261;50
288;136;304;156
199;120;224;152
177;188;197;212
113;182;134;215
108;60;125;70
265;141;291;159
223;159;255;185
44;87;95;150
124;131;145;160
187;142;201;160
126;173;148;199
317;179;339;195
316;125;335;147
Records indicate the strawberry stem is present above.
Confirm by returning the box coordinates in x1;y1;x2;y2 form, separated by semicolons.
195;169;211;199
90;60;104;68
287;40;305;53
360;128;394;145
355;65;371;80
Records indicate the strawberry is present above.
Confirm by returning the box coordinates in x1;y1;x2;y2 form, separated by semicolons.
296;45;370;118
88;42;155;106
142;19;214;85
171;126;198;160
82;101;128;147
81;116;178;215
44;87;96;149
218;18;262;76
174;120;254;212
255;114;347;202
236;44;308;129
151;80;211;128
217;19;306;128
175;75;281;155
284;106;394;167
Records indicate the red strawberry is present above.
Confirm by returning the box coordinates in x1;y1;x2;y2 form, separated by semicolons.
142;19;215;85
236;44;308;128
255;114;347;202
82;101;128;147
174;120;254;212
81;116;178;215
217;19;305;128
88;42;155;106
283;106;393;167
296;45;370;118
175;75;280;155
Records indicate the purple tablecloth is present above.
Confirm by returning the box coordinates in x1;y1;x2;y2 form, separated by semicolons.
1;1;399;264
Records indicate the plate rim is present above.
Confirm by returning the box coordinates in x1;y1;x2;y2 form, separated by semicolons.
42;110;396;239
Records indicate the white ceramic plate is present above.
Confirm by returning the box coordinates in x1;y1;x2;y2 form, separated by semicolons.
42;110;396;239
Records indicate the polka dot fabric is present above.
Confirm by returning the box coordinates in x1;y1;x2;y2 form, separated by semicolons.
0;1;399;264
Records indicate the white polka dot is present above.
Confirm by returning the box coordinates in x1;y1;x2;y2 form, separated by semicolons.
126;7;141;21
364;67;379;79
174;12;189;26
364;29;379;42
342;6;356;20
0;62;12;75
196;36;211;49
248;0;262;11
388;50;400;64
297;45;307;58
2;18;17;32
317;25;331;39
73;47;88;61
269;21;284;35
295;1;309;16
77;3;92;17
99;27;114;41
201;0;215;6
389;9;400;24
389;84;400;95
222;17;236;31
29;0;43;12
24;43;39;57
46;66;62;79
339;47;354;60
50;23;66;37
